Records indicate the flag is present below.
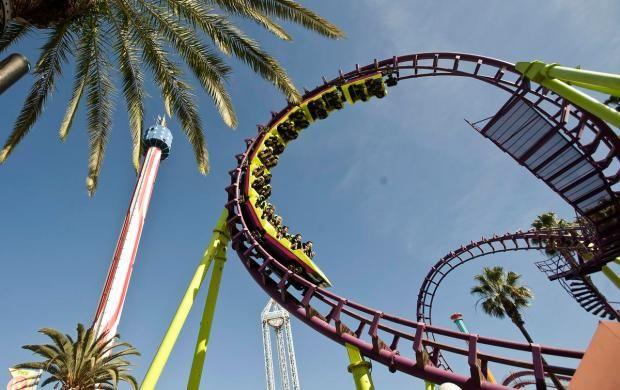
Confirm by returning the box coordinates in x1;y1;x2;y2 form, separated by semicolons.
6;368;41;390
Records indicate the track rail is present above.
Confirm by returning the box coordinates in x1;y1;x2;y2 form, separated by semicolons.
416;228;618;371
502;370;572;389
224;53;619;388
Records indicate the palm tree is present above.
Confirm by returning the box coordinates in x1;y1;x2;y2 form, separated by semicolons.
0;0;344;195
604;95;619;111
471;266;565;389
530;211;594;270
15;323;139;389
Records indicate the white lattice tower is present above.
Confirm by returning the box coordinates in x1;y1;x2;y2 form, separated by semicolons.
261;299;301;390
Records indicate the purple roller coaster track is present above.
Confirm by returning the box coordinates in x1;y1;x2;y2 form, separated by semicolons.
224;52;619;389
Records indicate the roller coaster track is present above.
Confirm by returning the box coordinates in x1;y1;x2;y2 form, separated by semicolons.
502;371;572;389
225;53;619;388
416;228;619;371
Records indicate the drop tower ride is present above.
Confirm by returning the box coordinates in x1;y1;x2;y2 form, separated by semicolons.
93;117;173;340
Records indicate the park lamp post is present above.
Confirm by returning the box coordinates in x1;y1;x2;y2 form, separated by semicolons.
0;53;29;94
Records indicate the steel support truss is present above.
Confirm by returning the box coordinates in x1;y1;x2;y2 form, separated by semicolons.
262;299;301;390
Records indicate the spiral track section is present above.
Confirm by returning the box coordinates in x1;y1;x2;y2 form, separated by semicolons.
221;53;620;388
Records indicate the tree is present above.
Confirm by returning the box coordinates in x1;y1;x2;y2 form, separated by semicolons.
532;211;575;263
604;95;620;111
530;211;596;266
471;266;565;389
14;323;139;389
0;0;344;195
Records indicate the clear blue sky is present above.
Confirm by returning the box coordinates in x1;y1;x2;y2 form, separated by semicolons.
1;1;618;388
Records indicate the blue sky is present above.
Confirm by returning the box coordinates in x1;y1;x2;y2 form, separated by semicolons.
1;1;619;388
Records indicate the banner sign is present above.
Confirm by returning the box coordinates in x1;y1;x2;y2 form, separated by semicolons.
6;368;41;390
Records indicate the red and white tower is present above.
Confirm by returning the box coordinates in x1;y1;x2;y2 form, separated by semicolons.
93;117;173;340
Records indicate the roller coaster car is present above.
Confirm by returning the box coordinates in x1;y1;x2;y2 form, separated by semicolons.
307;98;329;120
277;120;299;141
262;233;329;287
265;136;285;155
385;73;398;87
289;110;310;130
365;78;387;98
323;90;345;110
347;84;369;102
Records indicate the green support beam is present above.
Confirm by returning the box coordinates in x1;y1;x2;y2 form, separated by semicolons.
345;343;375;390
141;209;229;390
187;246;228;389
601;264;620;290
515;61;620;128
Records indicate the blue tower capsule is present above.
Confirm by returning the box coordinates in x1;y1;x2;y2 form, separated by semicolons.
143;116;173;160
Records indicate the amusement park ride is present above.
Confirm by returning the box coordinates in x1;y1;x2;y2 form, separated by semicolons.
85;53;620;389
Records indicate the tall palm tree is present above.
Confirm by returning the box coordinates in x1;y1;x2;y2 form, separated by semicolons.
0;0;344;195
471;266;565;389
14;323;139;389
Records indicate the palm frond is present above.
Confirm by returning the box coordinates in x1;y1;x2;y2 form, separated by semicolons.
4;0;343;192
234;0;344;38
0;22;73;163
59;26;96;141
0;21;32;52
137;0;237;127
165;0;301;102
205;0;292;40
115;0;209;173
85;17;115;196
109;9;145;171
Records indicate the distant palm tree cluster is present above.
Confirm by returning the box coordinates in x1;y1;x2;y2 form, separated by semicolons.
0;0;343;195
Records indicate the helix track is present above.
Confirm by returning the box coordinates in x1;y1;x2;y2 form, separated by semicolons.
502;371;572;389
417;228;619;371
222;52;620;388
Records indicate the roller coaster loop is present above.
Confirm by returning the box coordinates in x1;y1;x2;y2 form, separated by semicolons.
225;52;619;389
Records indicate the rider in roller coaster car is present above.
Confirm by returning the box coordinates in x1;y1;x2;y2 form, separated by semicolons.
308;98;329;120
252;171;272;190
258;146;273;162
289;110;310;130
291;234;303;250
323;90;344;110
272;215;283;228
262;204;275;221
365;78;386;98
256;195;267;209
258;184;272;198
303;241;316;259
264;155;279;169
348;84;369;102
253;164;266;177
277;225;291;240
252;176;266;190
277;120;298;141
265;136;285;155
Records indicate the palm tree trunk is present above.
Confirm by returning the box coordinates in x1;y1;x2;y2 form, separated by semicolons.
10;0;93;28
511;317;565;390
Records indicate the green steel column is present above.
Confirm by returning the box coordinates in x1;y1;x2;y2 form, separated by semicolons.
543;64;620;94
425;381;435;390
187;246;227;389
345;343;374;390
141;209;229;390
515;61;620;128
601;265;620;290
